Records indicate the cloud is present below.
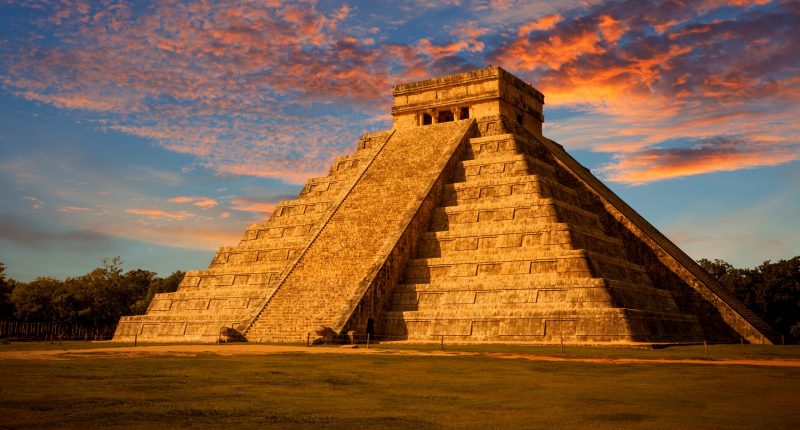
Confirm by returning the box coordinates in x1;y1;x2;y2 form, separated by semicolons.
22;196;43;209
0;214;111;249
229;198;278;215
600;137;800;185
125;208;197;221
59;206;92;213
491;0;800;183
2;0;425;184
168;196;219;209
3;0;799;187
518;14;562;36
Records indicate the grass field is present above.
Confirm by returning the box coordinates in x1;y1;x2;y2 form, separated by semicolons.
1;343;799;429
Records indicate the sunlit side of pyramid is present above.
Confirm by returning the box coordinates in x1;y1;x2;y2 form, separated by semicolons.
114;67;778;345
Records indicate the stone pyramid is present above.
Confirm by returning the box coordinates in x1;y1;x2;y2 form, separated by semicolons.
114;67;778;345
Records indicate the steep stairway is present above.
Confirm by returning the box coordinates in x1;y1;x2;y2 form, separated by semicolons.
244;120;474;342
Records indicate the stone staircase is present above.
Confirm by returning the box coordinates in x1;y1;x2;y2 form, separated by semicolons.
243;120;475;342
381;133;704;343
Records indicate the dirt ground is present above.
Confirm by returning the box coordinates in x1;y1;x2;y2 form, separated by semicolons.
2;343;799;367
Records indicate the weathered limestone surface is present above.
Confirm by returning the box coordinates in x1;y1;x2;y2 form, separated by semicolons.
244;120;474;342
113;66;778;345
380;132;705;343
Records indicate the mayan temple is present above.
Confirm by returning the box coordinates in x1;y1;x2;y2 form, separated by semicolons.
114;67;778;345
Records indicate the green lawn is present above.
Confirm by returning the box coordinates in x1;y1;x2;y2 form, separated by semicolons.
1;344;799;429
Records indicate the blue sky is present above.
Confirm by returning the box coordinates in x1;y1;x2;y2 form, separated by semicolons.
1;0;798;281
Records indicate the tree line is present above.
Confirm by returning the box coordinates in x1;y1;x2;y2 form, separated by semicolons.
0;256;797;342
0;258;183;339
698;256;799;343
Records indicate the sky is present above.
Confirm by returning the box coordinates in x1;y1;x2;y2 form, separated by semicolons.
0;0;798;282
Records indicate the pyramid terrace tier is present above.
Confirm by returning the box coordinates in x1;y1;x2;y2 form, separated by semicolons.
380;308;704;343
211;244;300;266
415;223;626;259
441;174;580;208
428;199;604;232
402;248;652;285
452;154;554;182
115;314;251;342
178;269;285;291
390;278;681;313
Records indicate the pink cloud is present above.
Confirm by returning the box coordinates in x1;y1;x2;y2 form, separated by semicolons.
4;0;426;185
229;198;277;215
600;138;800;185
168;196;219;209
58;206;92;213
125;208;197;221
492;0;800;183
5;0;798;187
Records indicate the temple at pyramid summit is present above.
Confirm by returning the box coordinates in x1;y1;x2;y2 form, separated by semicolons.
113;67;779;345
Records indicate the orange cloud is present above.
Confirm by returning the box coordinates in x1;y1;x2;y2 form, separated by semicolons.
451;21;490;39
600;138;800;185
4;0;418;186
125;208;197;221
229;198;277;215
6;0;798;187
518;14;562;37
492;1;800;183
168;196;219;209
498;19;606;70
59;206;92;213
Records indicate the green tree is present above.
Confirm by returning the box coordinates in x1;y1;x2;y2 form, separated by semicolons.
68;257;128;329
121;269;157;316
0;263;17;320
11;277;65;322
134;270;184;315
699;257;800;342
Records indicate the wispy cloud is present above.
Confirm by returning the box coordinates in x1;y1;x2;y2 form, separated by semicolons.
600;136;800;185
22;196;43;209
2;0;798;188
229;198;277;215
125;208;197;221
168;196;218;209
2;0;420;183
58;206;92;213
0;214;110;249
493;0;800;183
